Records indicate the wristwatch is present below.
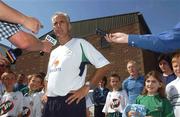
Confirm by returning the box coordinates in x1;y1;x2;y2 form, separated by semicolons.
85;81;94;89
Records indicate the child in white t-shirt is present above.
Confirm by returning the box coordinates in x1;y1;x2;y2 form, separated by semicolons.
166;52;180;117
0;71;23;117
103;74;128;117
21;73;44;117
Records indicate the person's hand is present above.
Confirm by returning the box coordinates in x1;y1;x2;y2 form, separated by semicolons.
65;85;90;105
41;40;53;53
41;94;48;104
22;16;42;34
105;32;128;43
0;53;9;66
0;53;10;77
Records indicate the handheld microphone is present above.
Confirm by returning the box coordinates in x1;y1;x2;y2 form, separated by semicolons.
40;34;57;56
6;48;22;64
96;28;108;37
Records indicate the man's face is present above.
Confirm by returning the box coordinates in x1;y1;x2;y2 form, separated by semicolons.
52;15;70;38
127;63;138;77
172;58;180;77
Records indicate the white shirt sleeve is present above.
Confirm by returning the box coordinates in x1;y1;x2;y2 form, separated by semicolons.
122;90;129;110
32;93;42;117
18;92;24;114
102;92;110;113
80;39;110;68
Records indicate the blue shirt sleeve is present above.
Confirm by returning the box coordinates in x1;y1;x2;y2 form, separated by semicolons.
128;22;180;53
122;79;128;94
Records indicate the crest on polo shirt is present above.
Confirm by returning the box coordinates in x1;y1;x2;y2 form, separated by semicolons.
50;58;62;73
52;59;60;68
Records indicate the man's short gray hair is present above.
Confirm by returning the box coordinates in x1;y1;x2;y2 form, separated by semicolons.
51;12;70;23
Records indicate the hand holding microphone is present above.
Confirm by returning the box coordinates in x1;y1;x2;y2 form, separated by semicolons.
96;28;108;37
40;35;57;56
5;48;22;64
0;53;9;66
44;35;57;46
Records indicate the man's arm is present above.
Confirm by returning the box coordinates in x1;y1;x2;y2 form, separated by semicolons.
66;64;111;104
87;64;111;91
0;1;41;33
128;30;180;53
105;22;180;53
9;31;52;52
0;1;26;24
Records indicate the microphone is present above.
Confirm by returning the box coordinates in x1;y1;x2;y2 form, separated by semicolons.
96;28;108;37
6;48;22;64
40;34;57;56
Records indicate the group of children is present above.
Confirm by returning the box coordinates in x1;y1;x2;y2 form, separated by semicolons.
0;52;179;117
0;71;45;117
92;52;180;117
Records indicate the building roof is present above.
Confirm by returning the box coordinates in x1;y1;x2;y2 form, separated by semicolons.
40;12;151;40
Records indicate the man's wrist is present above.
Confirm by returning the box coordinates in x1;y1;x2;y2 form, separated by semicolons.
40;40;44;51
20;15;28;26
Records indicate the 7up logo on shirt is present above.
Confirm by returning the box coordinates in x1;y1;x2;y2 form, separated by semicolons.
0;100;14;115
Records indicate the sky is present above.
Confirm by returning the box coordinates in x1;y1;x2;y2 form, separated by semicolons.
2;0;180;47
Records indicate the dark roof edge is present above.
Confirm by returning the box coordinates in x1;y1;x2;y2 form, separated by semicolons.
71;11;140;23
40;11;151;38
137;13;152;34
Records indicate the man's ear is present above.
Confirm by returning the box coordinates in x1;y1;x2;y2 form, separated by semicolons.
68;24;72;30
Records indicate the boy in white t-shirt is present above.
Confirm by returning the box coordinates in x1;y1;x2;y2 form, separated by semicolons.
166;51;180;117
21;73;44;117
103;74;128;117
0;71;23;117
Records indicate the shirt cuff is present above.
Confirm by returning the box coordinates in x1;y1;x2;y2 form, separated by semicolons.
128;34;142;47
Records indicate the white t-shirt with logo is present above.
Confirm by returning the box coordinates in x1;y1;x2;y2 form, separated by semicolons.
102;90;129;113
46;38;110;96
23;92;42;117
1;91;23;117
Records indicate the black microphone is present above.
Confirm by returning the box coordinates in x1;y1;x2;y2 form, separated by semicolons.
96;28;108;37
6;48;22;64
40;34;57;56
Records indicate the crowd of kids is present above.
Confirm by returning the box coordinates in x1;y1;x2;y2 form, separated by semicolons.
0;52;179;117
91;52;180;117
0;69;45;117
